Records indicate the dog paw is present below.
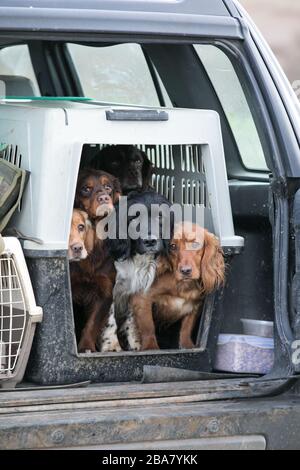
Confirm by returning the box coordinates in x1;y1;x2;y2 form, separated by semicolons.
78;338;97;353
179;339;195;349
141;336;160;351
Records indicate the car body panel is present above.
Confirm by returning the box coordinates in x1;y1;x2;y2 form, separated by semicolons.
0;385;299;450
0;0;231;16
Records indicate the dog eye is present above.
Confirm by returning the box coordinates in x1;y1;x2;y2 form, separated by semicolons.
169;243;177;251
104;185;112;193
78;224;85;232
81;186;92;195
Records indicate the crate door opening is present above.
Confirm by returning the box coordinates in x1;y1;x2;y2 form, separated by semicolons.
71;140;243;355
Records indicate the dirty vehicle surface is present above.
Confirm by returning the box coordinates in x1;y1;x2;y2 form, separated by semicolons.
1;0;300;450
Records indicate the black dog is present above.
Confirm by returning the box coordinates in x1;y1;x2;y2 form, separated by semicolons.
90;145;153;194
98;191;173;351
107;190;173;262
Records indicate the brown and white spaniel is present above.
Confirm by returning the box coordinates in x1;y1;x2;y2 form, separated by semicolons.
131;223;225;350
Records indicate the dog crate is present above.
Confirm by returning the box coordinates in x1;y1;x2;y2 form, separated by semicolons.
0;100;243;385
0;236;42;388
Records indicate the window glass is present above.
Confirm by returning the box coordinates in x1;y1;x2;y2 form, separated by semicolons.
0;44;40;97
195;45;268;171
67;43;162;106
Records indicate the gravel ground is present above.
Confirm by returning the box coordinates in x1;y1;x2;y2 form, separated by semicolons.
239;0;300;83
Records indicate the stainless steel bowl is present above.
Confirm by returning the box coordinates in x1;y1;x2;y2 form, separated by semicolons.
241;319;274;338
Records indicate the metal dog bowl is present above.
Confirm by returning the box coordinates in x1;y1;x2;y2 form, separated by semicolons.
241;319;274;338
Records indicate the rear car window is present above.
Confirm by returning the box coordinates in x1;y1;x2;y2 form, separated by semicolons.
194;44;268;172
0;44;40;97
68;42;268;172
67;43;163;107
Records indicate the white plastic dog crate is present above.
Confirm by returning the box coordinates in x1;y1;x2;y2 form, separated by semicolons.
0;236;42;388
0;100;243;384
0;100;244;252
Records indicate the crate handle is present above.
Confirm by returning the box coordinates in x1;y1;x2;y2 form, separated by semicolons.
106;109;169;122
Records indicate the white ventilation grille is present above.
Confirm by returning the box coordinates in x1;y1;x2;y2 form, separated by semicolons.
0;253;26;375
141;144;175;170
141;144;209;208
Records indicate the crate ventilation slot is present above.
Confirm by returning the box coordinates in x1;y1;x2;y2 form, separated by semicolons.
0;144;22;168
140;144;209;207
0;238;42;388
0;253;26;375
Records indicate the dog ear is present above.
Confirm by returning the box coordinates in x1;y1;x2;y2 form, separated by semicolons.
74;195;81;210
74;180;83;210
84;218;95;254
141;151;153;190
112;176;122;203
201;230;225;293
106;238;131;261
162;238;171;257
74;171;88;210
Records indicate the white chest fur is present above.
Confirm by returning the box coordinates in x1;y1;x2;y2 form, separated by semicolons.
99;254;157;352
114;254;157;295
157;295;194;321
172;297;194;315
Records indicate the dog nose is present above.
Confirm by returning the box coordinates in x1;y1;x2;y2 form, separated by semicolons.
97;194;111;205
71;243;83;254
143;238;158;248
180;266;192;276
